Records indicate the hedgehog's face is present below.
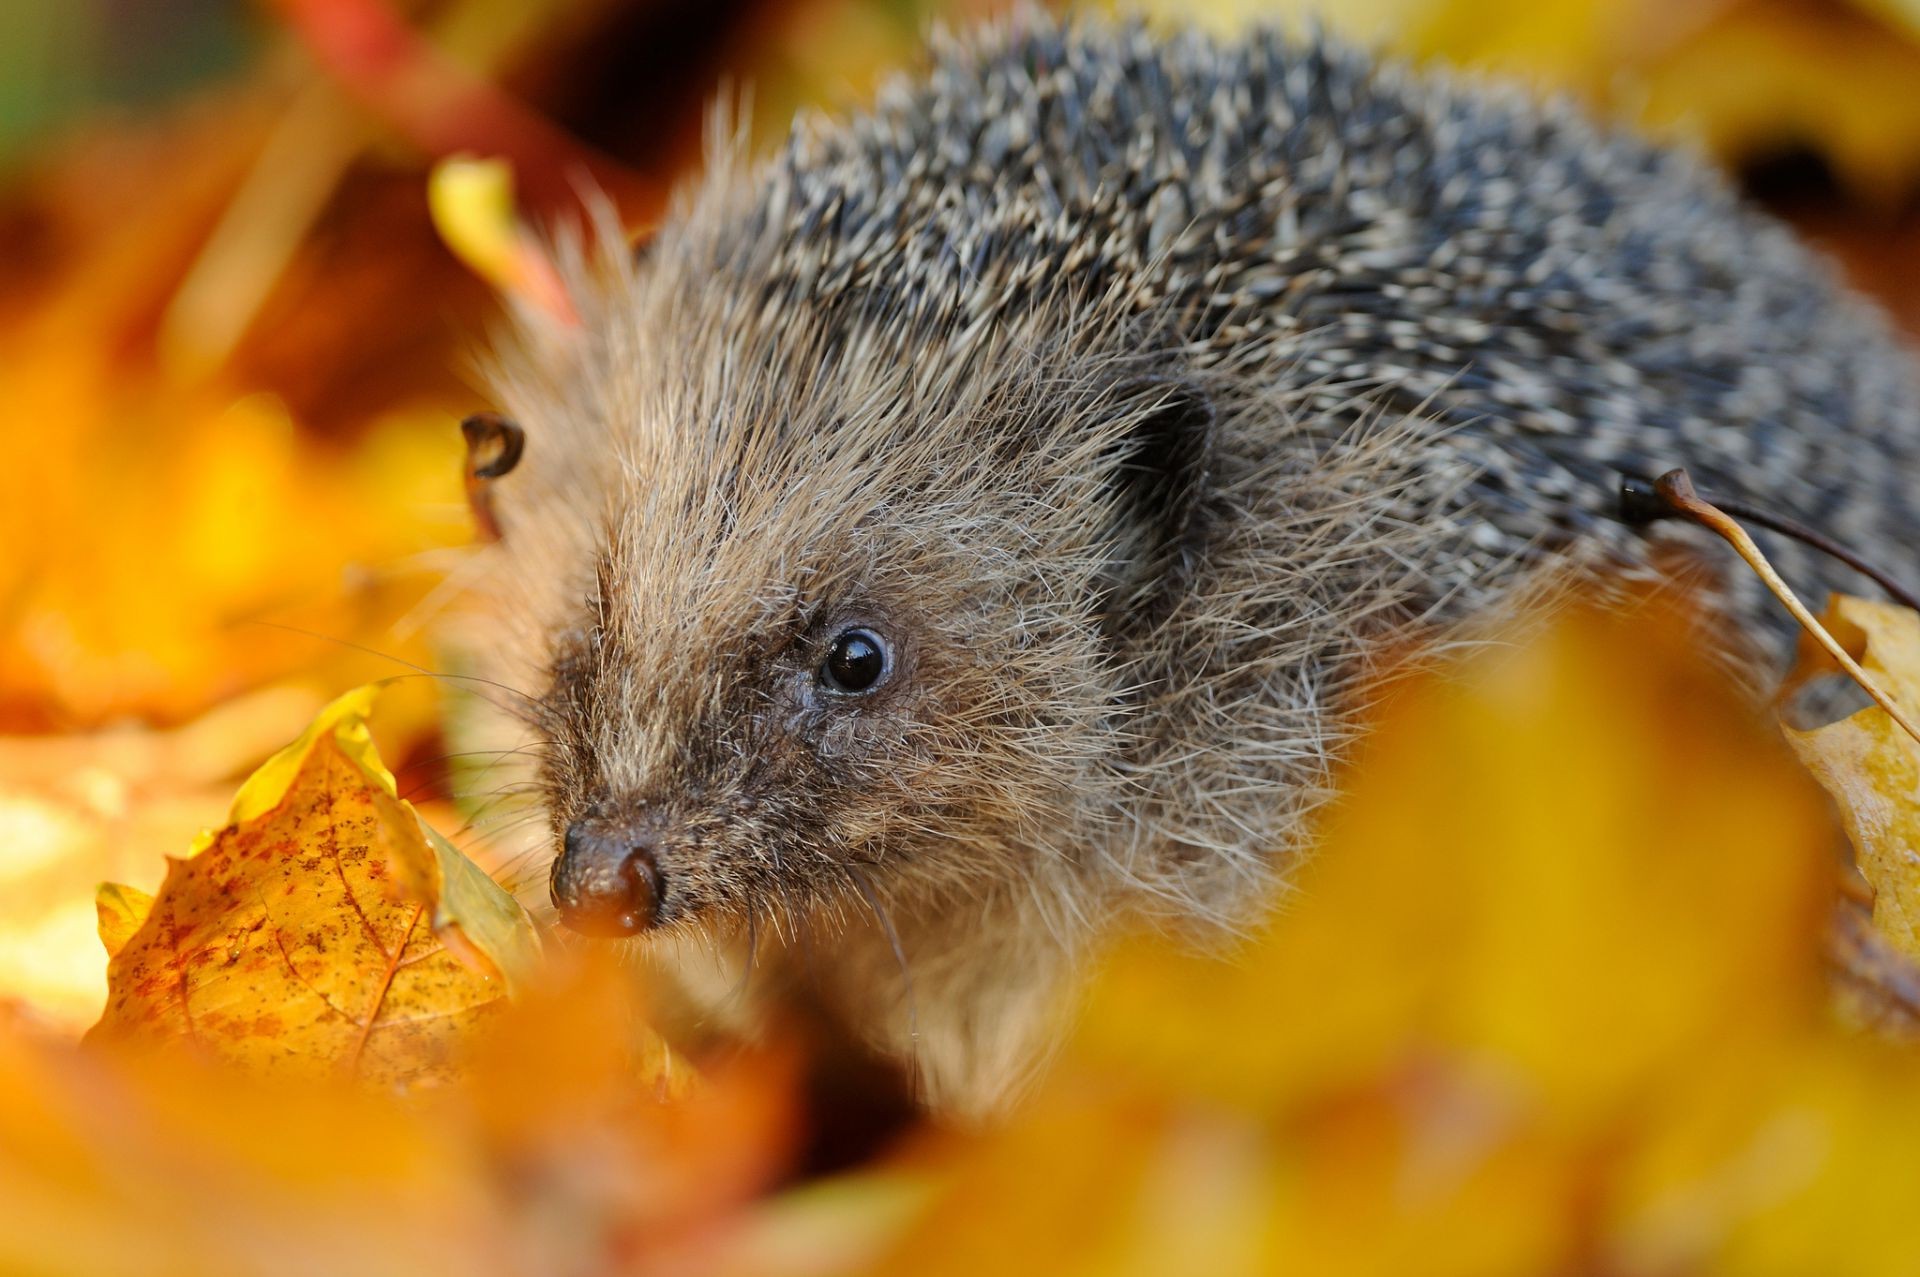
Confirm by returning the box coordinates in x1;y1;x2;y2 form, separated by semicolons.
530;505;1123;943
480;282;1214;945
542;599;920;939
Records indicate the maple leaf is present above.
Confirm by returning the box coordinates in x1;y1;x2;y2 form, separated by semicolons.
87;684;541;1087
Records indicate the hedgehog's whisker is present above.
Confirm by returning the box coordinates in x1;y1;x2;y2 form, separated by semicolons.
395;744;550;802
240;618;542;717
727;908;760;1006
847;860;917;1047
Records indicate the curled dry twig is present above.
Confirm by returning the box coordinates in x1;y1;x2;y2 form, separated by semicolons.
1621;467;1920;748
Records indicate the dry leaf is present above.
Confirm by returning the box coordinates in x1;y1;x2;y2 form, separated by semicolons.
93;884;156;960
1784;595;1920;963
0;685;329;1028
88;685;540;1087
0;74;475;734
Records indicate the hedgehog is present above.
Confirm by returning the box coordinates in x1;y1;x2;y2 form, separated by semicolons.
462;13;1920;1115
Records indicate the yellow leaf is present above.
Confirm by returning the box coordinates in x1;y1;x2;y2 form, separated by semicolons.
93;884;154;959
880;600;1847;1275
1074;601;1832;1120
87;685;541;1087
1637;2;1920;211
428;155;577;325
202;683;393;851
428;155;524;299
0;686;321;1030
1785;595;1920;963
0;957;796;1277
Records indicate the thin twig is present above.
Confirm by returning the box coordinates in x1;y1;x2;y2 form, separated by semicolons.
1641;468;1920;747
1710;495;1920;614
1620;475;1920;614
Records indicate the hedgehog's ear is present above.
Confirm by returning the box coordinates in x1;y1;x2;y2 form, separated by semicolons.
461;412;525;542
1097;375;1216;630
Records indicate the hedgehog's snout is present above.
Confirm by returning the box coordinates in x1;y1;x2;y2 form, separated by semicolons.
551;816;666;938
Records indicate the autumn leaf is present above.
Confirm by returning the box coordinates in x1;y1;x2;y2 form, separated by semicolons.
428;155;580;327
93;884;156;960
0;954;800;1277
0;685;334;1029
1784;596;1920;967
24;599;1920;1276
869;601;1920;1276
88;684;541;1087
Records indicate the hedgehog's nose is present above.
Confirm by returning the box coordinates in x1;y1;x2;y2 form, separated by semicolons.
551;819;664;937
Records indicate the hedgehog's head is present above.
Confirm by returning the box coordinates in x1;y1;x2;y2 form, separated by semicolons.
476;270;1218;943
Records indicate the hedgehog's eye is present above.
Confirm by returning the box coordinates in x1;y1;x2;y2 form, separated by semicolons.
820;627;891;695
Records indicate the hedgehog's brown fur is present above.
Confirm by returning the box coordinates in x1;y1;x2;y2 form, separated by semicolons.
466;13;1920;1114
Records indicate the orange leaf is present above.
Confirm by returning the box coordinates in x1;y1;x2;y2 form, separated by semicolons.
0;955;798;1277
87;686;539;1087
